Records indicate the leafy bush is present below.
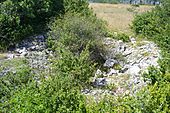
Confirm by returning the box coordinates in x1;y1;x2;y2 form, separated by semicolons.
0;45;95;112
130;0;170;112
0;0;64;50
48;13;106;64
132;0;170;72
0;0;92;50
0;59;32;111
1;75;87;112
64;0;92;15
106;31;130;42
52;45;96;86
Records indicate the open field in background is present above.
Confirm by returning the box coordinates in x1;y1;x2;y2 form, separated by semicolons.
89;3;154;34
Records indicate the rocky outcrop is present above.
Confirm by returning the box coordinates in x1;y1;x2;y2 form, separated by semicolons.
83;37;161;98
0;35;52;76
0;35;161;100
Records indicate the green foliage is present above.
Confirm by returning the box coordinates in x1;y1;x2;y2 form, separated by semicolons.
48;13;106;64
0;45;95;112
0;59;32;111
131;1;170;111
64;0;92;15
106;31;130;42
0;0;92;50
52;45;96;86
1;75;87;112
0;0;64;50
1;0;170;112
132;0;170;72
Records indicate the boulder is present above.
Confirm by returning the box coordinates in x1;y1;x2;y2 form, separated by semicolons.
104;59;118;68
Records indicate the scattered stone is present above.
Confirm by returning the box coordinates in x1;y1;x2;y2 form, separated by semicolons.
107;69;118;76
130;37;136;44
94;78;107;87
83;37;161;98
104;59;118;68
0;34;51;77
7;54;14;59
126;65;141;75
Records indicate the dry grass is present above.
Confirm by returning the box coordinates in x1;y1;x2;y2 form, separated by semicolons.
89;3;154;34
0;53;7;60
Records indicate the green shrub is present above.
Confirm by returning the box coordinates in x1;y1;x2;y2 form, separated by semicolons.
132;11;159;36
0;59;32;111
51;44;96;86
106;31;130;42
0;0;92;50
0;45;95;112
48;13;106;64
64;0;92;15
132;0;170;72
0;0;64;50
1;75;87;112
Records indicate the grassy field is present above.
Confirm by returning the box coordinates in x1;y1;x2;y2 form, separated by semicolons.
89;3;154;34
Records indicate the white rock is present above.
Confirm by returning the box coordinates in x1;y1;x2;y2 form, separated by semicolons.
7;54;14;59
126;65;141;75
94;78;107;86
18;47;26;54
130;37;136;44
95;69;103;76
104;59;118;68
20;51;27;57
107;69;118;76
123;49;132;56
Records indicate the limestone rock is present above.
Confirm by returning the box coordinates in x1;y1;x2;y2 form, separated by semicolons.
94;78;107;87
104;59;118;68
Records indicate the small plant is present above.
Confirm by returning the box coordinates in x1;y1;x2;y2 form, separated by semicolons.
115;53;126;62
113;64;122;70
142;52;150;57
106;83;117;91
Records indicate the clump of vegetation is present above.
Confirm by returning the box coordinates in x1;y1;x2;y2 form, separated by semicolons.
107;31;130;42
0;0;91;50
48;13;107;64
132;0;170;71
0;0;63;50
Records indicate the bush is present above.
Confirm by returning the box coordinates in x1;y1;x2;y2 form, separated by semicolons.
0;0;64;50
131;0;170;112
106;31;130;42
1;75;87;112
0;59;32;111
64;0;92;15
132;0;170;72
48;13;106;64
0;0;92;50
0;45;95;112
52;45;96;86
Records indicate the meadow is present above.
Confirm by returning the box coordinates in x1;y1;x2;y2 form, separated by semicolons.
90;3;153;34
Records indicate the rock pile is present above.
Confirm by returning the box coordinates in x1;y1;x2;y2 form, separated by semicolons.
9;35;52;69
0;35;52;76
83;37;161;98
